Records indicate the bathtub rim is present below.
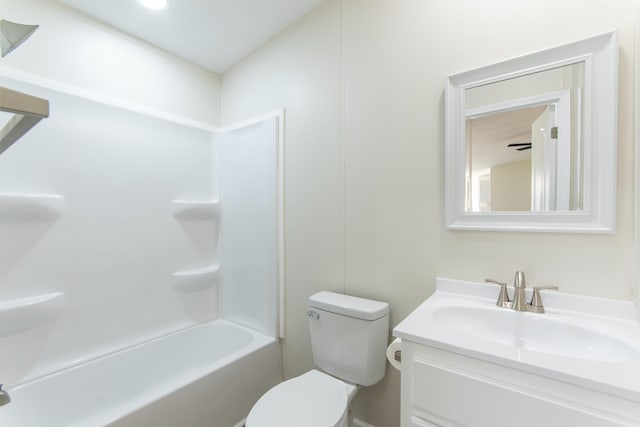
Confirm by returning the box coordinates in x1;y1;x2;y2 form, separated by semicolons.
7;319;279;427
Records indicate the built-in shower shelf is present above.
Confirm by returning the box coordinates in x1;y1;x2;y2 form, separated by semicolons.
0;193;64;221
171;200;219;220
0;292;65;337
173;265;220;293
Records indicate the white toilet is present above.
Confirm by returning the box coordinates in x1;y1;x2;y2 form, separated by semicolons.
246;291;390;427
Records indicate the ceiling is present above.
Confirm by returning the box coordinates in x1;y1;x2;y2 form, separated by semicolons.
57;0;329;74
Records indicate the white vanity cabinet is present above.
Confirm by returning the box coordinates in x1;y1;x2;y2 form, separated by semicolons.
401;341;639;427
393;278;640;427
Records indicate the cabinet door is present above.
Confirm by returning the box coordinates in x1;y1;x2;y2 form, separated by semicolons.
412;358;628;427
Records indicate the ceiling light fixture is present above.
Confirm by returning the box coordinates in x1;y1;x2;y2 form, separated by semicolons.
138;0;168;10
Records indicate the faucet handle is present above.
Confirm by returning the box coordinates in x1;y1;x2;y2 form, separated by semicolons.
528;286;559;313
484;279;511;308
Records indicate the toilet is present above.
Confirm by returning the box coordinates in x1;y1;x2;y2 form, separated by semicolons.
246;291;390;427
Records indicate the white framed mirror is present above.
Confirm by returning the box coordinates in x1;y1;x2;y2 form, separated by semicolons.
445;31;618;233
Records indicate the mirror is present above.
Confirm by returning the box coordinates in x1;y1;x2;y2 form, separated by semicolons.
466;63;583;213
445;32;617;232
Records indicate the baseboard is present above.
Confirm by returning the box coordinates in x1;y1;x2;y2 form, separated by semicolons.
352;417;376;427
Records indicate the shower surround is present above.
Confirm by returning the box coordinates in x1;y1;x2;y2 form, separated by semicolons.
0;70;284;426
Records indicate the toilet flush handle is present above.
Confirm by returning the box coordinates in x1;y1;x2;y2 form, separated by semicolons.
306;311;320;320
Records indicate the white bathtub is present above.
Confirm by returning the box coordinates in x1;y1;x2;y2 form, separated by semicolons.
0;320;281;427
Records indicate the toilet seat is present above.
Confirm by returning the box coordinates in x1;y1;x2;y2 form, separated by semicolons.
246;369;349;427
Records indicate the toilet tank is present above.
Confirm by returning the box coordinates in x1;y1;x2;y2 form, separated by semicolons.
307;292;389;387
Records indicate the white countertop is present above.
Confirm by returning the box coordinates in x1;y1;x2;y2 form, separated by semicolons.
393;277;640;403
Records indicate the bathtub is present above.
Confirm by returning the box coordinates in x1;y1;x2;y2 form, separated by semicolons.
0;320;281;427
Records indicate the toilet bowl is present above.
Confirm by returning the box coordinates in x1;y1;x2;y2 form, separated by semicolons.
246;369;358;427
246;291;389;427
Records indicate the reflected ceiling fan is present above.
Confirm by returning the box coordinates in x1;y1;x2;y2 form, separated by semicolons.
507;142;532;151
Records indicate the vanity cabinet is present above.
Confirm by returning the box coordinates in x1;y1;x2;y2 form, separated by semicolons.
401;342;640;427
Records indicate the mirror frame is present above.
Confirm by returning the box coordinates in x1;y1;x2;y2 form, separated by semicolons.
445;31;618;233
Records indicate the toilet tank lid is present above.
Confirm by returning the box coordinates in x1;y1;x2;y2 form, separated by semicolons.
308;291;389;320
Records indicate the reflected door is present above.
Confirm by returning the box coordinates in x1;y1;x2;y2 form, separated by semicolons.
531;93;571;211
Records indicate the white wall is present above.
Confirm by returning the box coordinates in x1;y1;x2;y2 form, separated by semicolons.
222;2;344;373
221;1;637;425
491;160;532;211
0;0;220;125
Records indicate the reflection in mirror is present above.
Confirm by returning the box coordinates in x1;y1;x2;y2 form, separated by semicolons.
465;62;584;213
445;31;617;232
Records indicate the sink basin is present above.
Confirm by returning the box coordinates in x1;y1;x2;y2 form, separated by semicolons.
433;305;640;362
393;277;640;404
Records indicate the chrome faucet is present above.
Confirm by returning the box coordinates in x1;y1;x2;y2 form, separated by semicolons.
0;384;10;407
511;271;528;312
485;271;558;313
